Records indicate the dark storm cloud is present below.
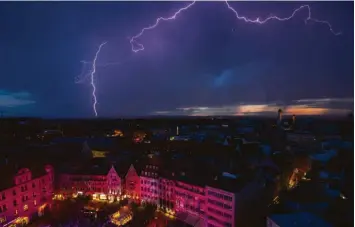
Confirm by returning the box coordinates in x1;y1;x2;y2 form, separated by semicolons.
0;1;353;117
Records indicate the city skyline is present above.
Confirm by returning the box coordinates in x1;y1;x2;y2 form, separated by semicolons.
0;1;353;118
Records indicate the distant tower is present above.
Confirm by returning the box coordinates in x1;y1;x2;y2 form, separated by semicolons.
176;126;179;136
292;114;296;126
277;109;283;125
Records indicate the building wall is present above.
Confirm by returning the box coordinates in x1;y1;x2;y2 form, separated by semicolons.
175;181;206;217
140;176;159;205
0;165;53;226
59;174;108;195
58;167;121;200
205;186;235;227
124;165;140;199
159;178;175;211
55;164;241;227
140;164;160;205
107;167;121;197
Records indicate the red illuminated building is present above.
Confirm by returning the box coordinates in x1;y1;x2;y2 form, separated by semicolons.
0;164;54;227
57;158;246;227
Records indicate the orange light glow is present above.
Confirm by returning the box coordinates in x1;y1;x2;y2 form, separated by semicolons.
285;105;328;115
236;104;276;115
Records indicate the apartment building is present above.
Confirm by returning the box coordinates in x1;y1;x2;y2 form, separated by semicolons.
0;164;54;227
58;164;121;201
140;164;159;205
56;159;250;227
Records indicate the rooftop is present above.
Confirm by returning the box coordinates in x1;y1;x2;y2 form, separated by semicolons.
269;212;331;227
207;172;251;193
0;161;48;191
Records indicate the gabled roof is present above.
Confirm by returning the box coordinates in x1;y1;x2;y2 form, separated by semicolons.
125;164;139;178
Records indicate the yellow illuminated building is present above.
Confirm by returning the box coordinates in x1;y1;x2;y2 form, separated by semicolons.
92;150;108;158
113;130;124;137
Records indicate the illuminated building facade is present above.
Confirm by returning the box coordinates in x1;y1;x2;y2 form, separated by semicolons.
174;179;206;216
0;164;54;227
140;164;159;205
205;186;235;227
142;168;239;227
56;161;243;227
59;165;121;201
158;177;175;212
124;165;141;200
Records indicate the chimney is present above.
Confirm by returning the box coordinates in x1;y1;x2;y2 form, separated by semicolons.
277;109;283;126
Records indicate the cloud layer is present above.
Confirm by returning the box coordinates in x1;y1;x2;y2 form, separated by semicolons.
152;97;353;116
0;90;36;108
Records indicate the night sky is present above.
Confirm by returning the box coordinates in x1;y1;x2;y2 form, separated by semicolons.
0;1;353;118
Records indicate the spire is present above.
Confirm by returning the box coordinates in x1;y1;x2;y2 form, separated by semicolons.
277;109;283;126
81;141;92;154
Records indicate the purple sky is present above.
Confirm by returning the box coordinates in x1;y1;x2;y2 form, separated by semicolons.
0;1;353;118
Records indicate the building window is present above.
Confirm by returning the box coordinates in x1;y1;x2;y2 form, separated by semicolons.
13;200;17;206
2;205;6;212
32;183;35;188
14;210;18;215
34;200;37;206
1;193;5;200
0;216;6;223
23;205;28;211
13;190;16;196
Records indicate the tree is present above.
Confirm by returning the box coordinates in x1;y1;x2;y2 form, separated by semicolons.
130;203;156;227
144;203;156;219
131;201;139;215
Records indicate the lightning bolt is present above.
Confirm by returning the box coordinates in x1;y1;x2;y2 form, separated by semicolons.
129;1;341;53
130;1;197;53
224;1;341;35
75;60;122;84
82;1;341;117
90;42;107;117
82;60;122;67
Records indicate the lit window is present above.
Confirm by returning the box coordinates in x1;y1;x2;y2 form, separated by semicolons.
34;200;37;206
24;204;28;211
0;216;6;223
15;210;18;215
